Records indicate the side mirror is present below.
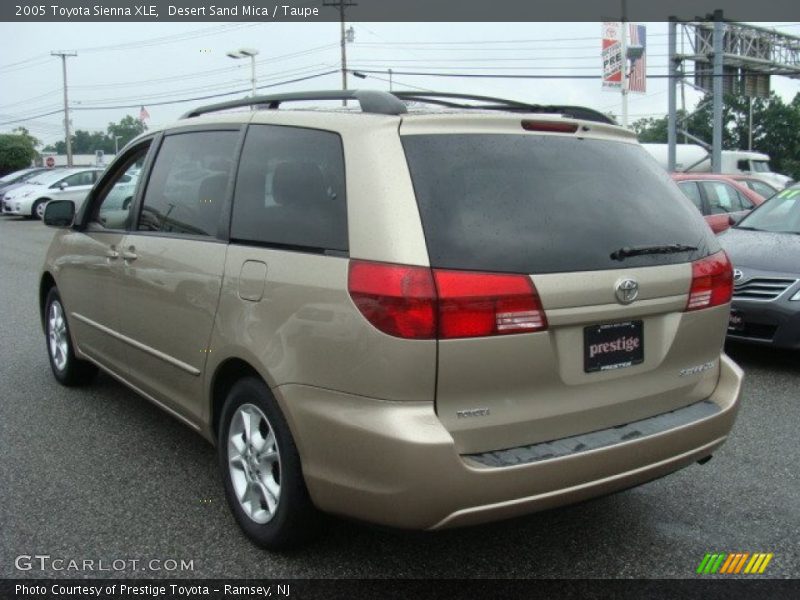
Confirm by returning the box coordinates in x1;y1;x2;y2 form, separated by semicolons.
43;200;75;227
58;182;69;190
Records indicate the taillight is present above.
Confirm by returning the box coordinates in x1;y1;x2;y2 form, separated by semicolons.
348;261;436;339
686;251;733;311
434;269;547;339
348;260;548;339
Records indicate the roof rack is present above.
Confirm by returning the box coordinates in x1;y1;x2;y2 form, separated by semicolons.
181;90;407;119
390;92;616;125
181;89;614;125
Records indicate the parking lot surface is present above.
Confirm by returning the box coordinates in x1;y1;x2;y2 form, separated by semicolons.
1;216;798;578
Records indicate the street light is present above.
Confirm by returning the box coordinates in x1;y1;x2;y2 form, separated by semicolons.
227;48;259;105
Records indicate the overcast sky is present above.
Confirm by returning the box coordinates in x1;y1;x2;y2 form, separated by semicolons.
1;21;799;147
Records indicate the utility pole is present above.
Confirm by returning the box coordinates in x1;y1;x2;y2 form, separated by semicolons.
667;18;677;172
620;0;628;127
324;0;357;106
711;10;724;173
51;51;77;167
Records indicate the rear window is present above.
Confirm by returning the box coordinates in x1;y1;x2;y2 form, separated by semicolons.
402;134;717;274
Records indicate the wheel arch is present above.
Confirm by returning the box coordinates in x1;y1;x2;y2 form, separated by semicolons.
209;357;264;442
32;197;52;212
39;271;57;331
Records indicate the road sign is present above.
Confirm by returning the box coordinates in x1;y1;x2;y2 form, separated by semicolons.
45;156;55;168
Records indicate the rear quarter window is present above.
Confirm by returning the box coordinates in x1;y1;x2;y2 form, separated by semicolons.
230;125;347;253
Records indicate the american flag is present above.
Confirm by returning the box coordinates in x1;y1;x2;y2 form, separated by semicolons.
139;105;150;122
627;23;647;93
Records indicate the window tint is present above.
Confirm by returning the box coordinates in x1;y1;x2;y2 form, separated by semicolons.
678;181;704;213
139;131;238;237
740;188;800;232
230;125;347;252
700;181;748;213
402;135;716;274
744;180;775;199
56;171;95;188
92;146;149;230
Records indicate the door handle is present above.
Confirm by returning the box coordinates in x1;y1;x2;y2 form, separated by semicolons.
105;247;119;259
122;247;138;262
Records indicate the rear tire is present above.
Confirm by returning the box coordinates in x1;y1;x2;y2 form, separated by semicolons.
219;377;320;550
44;287;98;386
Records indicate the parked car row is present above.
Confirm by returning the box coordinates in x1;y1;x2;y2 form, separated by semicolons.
1;166;107;219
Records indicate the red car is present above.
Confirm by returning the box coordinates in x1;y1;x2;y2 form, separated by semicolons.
727;175;778;199
671;173;767;233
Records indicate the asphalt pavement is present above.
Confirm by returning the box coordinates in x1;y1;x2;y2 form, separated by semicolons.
1;216;798;579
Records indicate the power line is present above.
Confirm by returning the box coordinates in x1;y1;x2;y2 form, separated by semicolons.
71;69;339;111
0;70;338;126
75;23;260;53
70;43;339;90
0;109;65;127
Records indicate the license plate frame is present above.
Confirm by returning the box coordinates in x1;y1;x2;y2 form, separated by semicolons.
584;320;644;373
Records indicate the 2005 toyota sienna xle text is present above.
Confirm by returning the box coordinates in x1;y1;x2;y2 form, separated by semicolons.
39;90;743;549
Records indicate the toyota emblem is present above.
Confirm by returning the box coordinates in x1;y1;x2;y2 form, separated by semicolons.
733;269;744;282
615;279;639;304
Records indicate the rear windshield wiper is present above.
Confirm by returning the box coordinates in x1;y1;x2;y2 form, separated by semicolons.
733;225;762;231
610;244;698;261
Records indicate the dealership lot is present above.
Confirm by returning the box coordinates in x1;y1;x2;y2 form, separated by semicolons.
1;216;798;579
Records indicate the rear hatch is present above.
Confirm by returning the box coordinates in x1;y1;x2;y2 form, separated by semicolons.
400;116;730;454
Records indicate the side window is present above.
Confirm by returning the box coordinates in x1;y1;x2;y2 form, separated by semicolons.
747;180;775;199
92;146;149;230
60;171;94;187
732;188;752;211
138;131;238;237
678;181;704;213
701;181;735;214
230;125;348;252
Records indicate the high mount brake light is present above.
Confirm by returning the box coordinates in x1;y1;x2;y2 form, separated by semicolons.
348;261;548;340
521;120;579;134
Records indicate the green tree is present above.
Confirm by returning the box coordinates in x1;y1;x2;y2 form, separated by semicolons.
40;114;147;156
0;133;37;176
12;126;40;150
630;91;800;180
107;115;147;151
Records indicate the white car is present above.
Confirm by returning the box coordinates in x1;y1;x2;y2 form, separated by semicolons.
1;167;105;219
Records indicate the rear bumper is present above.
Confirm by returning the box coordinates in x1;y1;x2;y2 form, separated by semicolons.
277;353;743;530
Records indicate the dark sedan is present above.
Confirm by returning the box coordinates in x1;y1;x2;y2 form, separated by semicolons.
718;185;800;348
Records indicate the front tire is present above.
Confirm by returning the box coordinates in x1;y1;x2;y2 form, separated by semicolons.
44;287;98;386
219;377;319;549
32;199;47;220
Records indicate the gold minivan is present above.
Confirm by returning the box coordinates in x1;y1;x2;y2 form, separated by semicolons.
40;91;743;549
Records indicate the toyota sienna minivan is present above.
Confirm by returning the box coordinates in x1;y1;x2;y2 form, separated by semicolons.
40;90;743;549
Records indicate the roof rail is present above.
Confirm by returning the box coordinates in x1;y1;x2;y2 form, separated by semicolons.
181;89;614;125
181;89;408;119
391;92;616;125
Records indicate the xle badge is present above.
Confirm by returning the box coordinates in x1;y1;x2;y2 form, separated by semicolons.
457;408;490;419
